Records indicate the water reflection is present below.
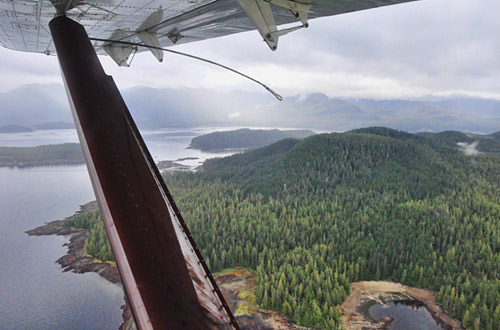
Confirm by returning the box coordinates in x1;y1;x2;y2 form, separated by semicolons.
369;300;444;330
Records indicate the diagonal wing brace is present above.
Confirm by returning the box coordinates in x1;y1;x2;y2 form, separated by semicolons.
236;0;311;50
50;15;238;329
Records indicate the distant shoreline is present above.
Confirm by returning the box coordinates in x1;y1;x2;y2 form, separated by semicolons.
0;144;201;169
0;160;84;168
0;143;84;168
186;145;247;153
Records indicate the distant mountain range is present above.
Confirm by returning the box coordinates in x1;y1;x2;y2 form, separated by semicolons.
0;84;72;127
0;124;33;133
1;84;499;133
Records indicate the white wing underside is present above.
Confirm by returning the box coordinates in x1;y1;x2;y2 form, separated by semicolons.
0;0;418;327
0;0;417;65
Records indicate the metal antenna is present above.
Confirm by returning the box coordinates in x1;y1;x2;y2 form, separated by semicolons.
90;37;283;101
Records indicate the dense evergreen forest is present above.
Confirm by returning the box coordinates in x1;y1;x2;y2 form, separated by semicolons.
73;127;500;329
64;210;114;262
0;143;83;167
189;128;315;151
170;127;500;329
417;130;500;153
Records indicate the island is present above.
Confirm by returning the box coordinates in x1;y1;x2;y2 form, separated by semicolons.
188;128;315;152
0;124;33;133
0;143;84;167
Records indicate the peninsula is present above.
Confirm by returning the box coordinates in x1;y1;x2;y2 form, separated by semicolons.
27;202;307;330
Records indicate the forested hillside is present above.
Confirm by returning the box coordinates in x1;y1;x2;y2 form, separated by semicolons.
166;128;500;330
73;127;500;329
418;130;500;153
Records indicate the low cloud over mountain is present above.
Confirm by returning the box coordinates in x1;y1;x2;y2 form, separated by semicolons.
1;84;498;133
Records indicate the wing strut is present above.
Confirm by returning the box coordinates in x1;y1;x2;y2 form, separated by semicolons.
236;0;311;50
49;15;238;330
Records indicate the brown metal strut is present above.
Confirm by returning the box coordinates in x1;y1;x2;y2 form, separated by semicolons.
49;16;238;330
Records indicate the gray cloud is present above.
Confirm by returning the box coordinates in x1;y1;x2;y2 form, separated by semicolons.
0;0;498;101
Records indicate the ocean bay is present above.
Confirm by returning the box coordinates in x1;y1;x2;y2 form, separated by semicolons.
0;164;123;329
0;128;235;329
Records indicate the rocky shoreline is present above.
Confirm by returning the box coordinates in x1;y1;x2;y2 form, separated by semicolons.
26;203;467;330
26;202;135;330
216;268;311;330
25;203;306;330
26;201;318;330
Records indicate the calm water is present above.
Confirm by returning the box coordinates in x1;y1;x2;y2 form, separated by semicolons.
0;128;237;168
369;300;445;330
0;128;238;329
0;165;123;329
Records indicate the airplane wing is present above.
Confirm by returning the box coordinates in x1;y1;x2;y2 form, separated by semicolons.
0;1;419;329
0;0;418;65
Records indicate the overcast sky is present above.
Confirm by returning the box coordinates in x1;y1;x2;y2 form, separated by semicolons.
0;0;499;100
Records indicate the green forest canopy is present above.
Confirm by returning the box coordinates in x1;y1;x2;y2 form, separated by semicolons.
71;127;500;330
